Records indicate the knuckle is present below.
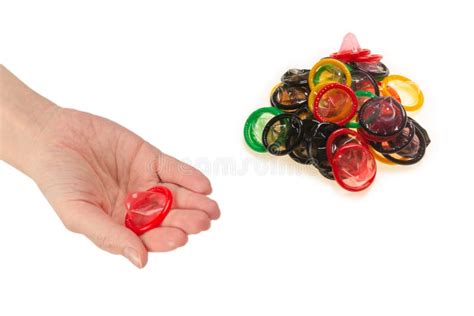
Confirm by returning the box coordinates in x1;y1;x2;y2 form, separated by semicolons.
61;216;79;233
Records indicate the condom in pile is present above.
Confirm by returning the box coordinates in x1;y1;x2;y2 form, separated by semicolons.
243;33;430;192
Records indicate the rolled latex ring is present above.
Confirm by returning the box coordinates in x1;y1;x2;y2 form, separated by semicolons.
262;113;304;156
358;96;408;141
307;122;341;180
354;90;376;110
308;58;352;90
345;121;360;129
270;84;309;112
270;83;283;99
312;82;358;126
353;54;382;63
355;90;376;98
370;119;416;154
295;107;314;121
330;49;371;62
380;83;402;103
347;90;376;128
411;118;431;147
331;143;377;192
125;186;173;235
381;75;424;111
369;146;396;165
244;107;283;153
382;125;427;165
351;69;380;96
352;61;390;81
326;128;367;163
288;119;319;165
308;123;341;175
308;81;336;113
281;69;310;86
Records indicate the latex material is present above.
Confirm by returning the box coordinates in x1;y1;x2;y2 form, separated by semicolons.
382;75;424;111
358;96;407;140
355;90;376;109
295;107;314;121
244;107;282;152
345;121;360;128
281;69;310;86
270;83;283;99
125;186;173;235
370;119;415;154
339;32;361;52
351;70;379;96
370;146;396;165
307;123;341;180
289;120;317;164
353;62;389;80
308;81;336;113
313;83;357;126
271;84;309;112
380;83;402;103
355;54;382;63
331;144;376;192
382;124;427;165
262;114;304;156
244;33;430;192
330;33;383;64
308;58;351;90
326;128;367;163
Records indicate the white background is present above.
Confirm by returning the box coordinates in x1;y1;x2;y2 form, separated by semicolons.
1;0;473;315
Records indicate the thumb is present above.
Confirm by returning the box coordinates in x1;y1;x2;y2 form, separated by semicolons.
58;201;148;268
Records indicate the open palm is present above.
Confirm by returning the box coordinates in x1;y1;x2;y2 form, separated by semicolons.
29;108;220;268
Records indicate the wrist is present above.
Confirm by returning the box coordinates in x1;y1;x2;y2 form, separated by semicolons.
0;65;60;176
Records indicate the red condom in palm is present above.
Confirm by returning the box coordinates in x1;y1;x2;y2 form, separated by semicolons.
125;186;173;235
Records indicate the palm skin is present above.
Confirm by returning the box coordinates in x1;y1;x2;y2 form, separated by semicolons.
28;108;220;268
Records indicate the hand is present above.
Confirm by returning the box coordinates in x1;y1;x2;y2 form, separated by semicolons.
0;65;220;268
34;108;220;268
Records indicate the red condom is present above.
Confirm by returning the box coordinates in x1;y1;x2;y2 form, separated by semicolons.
125;186;173;235
313;83;357;126
331;144;377;192
358;96;407;141
326;128;367;163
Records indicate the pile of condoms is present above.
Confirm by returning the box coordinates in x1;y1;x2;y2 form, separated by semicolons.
243;33;431;192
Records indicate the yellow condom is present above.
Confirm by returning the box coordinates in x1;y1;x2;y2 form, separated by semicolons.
269;83;282;99
308;58;352;90
308;81;337;113
382;75;424;111
369;147;396;165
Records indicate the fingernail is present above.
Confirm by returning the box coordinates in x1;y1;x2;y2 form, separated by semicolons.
123;247;143;268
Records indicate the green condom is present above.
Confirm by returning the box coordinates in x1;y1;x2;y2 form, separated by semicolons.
244;107;283;152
